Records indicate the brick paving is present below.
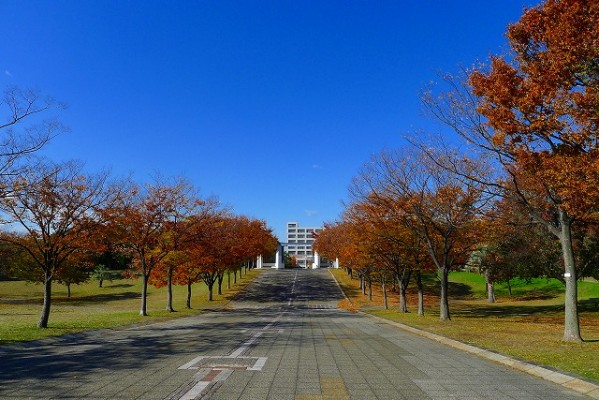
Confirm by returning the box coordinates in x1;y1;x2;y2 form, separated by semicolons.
0;269;593;399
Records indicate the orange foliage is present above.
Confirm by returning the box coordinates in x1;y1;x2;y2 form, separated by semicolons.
470;0;599;218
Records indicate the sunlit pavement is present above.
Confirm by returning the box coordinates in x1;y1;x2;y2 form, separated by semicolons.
0;269;591;399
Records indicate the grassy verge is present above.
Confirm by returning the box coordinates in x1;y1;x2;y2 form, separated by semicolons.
0;269;261;344
331;269;599;382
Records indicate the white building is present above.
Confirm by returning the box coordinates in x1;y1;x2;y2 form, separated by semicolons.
285;222;331;268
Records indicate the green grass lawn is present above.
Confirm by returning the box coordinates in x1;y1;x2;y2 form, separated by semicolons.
331;269;599;382
0;269;260;343
448;271;586;300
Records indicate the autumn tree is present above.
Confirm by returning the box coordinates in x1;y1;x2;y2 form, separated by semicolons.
468;199;517;304
194;215;276;298
171;208;226;308
54;253;94;298
312;223;345;271
235;217;277;275
353;148;486;320
184;215;228;301
180;214;226;302
345;192;433;314
153;181;218;312
314;220;371;296
422;0;597;341
0;160;121;327
470;0;598;342
107;180;181;316
344;199;407;310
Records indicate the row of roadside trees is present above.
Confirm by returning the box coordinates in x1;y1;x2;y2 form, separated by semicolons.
314;0;598;343
0;87;278;329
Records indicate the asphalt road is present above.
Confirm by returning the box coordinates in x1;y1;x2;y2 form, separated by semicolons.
0;269;591;399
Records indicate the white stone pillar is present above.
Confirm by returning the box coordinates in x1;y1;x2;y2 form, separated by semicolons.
274;243;284;269
312;251;320;269
257;254;263;269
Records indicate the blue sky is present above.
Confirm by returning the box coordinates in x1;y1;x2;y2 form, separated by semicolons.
1;1;537;239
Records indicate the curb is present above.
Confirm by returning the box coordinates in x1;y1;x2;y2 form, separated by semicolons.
362;312;599;399
328;269;353;305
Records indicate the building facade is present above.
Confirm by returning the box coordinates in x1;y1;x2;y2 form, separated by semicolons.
285;222;331;268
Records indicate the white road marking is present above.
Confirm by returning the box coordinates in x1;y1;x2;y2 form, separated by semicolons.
229;331;263;358
179;380;210;400
288;271;298;306
178;355;205;370
178;369;233;400
248;357;268;371
177;305;287;399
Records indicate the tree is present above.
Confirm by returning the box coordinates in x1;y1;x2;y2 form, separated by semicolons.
171;208;228;308
422;0;598;341
91;264;113;288
576;224;599;281
353;148;486;320
0;240;27;280
191;215;277;299
0;86;65;181
314;221;367;277
0;160;120;327
283;252;296;268
472;0;598;342
353;194;432;314
184;215;231;301
107;180;181;316
314;221;370;291
344;198;416;312
153;180;217;312
55;253;94;298
234;217;277;275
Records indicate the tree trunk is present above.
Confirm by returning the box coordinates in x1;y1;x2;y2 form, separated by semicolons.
558;211;582;342
487;282;495;303
234;270;237;284
66;282;71;298
207;280;214;301
98;278;103;288
485;269;495;303
360;275;366;295
382;280;388;309
186;280;192;309
439;267;450;321
140;273;148;316
227;271;231;289
38;273;52;328
399;282;408;313
399;269;411;313
507;279;512;296
417;270;424;316
368;277;372;301
217;273;224;295
166;268;175;312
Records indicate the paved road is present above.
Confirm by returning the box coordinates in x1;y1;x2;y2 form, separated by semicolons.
0;269;591;399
